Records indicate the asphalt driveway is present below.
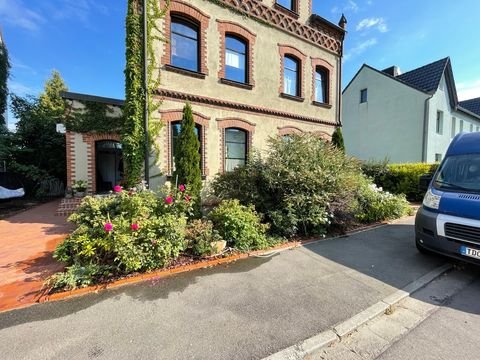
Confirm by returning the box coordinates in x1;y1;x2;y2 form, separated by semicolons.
0;216;446;360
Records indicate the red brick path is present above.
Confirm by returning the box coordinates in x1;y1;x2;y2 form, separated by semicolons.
0;200;74;312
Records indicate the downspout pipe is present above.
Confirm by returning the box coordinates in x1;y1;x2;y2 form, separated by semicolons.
422;95;433;162
143;0;150;186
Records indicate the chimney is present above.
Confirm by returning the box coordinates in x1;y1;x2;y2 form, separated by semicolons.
382;66;401;77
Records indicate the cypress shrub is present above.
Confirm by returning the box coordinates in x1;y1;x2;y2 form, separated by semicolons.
173;103;202;210
331;127;345;153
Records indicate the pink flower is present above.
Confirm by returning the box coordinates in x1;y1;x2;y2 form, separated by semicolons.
130;223;139;231
185;195;191;203
178;184;186;192
113;185;122;193
165;196;173;205
104;223;113;232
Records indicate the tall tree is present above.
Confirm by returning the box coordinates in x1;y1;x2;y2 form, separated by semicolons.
39;70;67;119
9;72;68;187
173;103;202;208
331;127;345;153
0;33;10;126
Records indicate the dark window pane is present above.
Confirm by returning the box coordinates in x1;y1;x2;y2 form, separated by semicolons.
225;128;247;172
171;19;199;72
225;36;247;83
276;0;294;10
360;88;368;103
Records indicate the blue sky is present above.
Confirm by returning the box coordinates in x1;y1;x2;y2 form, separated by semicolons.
3;0;480;129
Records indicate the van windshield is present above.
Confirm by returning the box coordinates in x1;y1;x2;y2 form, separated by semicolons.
433;154;480;193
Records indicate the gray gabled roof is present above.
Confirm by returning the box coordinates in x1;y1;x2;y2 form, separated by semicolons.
60;91;124;106
396;57;450;93
459;97;480;117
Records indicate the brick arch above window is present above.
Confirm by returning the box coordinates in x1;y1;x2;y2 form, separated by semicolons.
217;118;255;173
217;20;257;87
278;44;307;99
312;130;332;142
160;108;210;176
161;0;210;75
311;57;334;106
278;126;304;136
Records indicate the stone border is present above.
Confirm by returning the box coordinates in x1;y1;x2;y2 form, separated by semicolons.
262;263;453;359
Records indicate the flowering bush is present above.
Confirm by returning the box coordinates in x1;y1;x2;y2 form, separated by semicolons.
354;181;412;223
51;186;192;290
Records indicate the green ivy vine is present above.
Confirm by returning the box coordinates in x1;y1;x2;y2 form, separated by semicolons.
0;38;10;126
123;0;170;187
65;101;124;133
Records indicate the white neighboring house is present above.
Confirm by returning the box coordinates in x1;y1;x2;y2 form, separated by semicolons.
342;57;480;163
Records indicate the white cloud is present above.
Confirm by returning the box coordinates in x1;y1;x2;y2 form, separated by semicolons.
332;1;359;14
344;38;378;61
9;81;38;96
43;0;108;25
0;0;45;31
10;56;37;75
356;17;388;33
457;79;480;101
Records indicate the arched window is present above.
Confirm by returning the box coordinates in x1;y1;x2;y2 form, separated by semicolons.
225;35;247;84
225;128;247;172
171;122;202;172
284;55;300;96
315;67;329;104
171;17;199;72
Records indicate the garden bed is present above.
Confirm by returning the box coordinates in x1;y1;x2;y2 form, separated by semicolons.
38;218;392;303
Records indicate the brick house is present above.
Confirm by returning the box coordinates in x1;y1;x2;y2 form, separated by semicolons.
63;0;347;194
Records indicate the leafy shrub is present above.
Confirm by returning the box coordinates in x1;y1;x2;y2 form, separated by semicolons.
355;181;412;223
51;187;192;290
45;264;113;291
208;199;269;251
362;162;439;201
185;219;223;257
212;135;362;237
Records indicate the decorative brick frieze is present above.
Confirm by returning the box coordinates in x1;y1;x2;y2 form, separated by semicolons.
161;0;210;74
155;89;337;126
213;0;343;55
216;118;255;173
278;44;307;98
160;109;210;176
217;20;257;87
311;57;334;104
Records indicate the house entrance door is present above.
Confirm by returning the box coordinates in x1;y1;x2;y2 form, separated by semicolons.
95;141;123;193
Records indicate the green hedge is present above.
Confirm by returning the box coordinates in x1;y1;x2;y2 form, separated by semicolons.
362;162;439;201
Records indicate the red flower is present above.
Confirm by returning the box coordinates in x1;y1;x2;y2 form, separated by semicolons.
178;184;186;192
104;223;113;232
165;196;173;204
113;185;122;193
185;195;191;203
130;223;139;231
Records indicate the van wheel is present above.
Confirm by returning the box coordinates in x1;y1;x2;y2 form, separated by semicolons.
416;238;431;255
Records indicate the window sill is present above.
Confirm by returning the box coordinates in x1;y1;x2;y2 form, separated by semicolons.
312;101;332;109
220;78;253;90
164;64;206;79
273;3;300;19
280;93;305;102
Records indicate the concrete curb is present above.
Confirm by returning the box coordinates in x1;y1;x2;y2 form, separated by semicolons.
262;262;453;359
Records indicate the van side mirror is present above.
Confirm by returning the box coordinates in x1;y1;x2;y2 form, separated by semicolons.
419;173;433;192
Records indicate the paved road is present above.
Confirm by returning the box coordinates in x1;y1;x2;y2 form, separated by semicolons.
377;273;480;360
0;217;445;360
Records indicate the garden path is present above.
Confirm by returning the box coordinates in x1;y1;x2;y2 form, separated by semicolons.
0;200;73;312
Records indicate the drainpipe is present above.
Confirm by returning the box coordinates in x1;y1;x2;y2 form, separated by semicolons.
143;0;150;186
422;95;433;162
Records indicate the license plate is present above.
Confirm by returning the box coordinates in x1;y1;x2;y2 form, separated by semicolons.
460;246;480;259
